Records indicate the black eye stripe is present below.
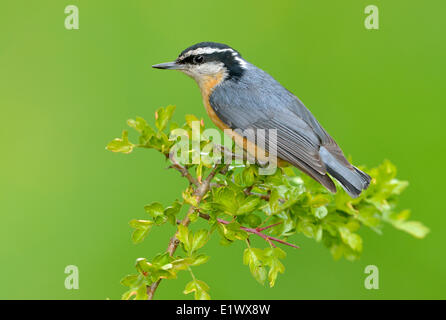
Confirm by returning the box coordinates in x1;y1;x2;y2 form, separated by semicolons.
176;51;245;81
177;54;207;65
194;55;204;63
177;55;194;64
177;52;233;65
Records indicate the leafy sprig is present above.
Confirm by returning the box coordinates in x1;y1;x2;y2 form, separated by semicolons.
107;105;429;300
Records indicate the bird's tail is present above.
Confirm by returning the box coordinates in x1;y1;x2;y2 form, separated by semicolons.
319;146;371;198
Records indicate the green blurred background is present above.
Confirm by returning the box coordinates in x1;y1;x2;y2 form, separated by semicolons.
1;0;445;299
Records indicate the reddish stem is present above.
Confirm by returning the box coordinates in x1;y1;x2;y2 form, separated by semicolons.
217;219;300;249
256;221;283;232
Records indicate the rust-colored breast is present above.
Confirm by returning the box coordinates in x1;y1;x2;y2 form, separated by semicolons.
199;72;229;131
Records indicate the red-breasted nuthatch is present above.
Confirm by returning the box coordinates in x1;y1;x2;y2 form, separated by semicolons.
153;42;370;198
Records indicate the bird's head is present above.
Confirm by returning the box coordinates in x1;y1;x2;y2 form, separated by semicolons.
152;42;247;87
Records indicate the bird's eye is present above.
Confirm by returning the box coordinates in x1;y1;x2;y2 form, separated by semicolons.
193;55;204;64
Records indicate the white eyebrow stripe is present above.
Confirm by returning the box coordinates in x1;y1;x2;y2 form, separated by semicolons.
181;47;235;58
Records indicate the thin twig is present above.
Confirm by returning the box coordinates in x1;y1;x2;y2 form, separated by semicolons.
198;213;299;249
205;164;229;185
217;218;300;249
169;163;199;186
255;221;283;232
168;154;199;187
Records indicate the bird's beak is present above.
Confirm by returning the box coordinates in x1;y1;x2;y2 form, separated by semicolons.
152;62;183;70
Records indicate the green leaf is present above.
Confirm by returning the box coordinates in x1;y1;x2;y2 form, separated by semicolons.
177;226;208;254
213;187;238;215
177;224;191;252
185;114;199;128
356;205;381;228
129;219;154;244
144;202;166;225
393;209;411;221
237;196;261;215
155;105;176;131
297;218;317;238
392;221;430;239
121;273;149;300
120;273;149;300
267;188;280;213
311;194;331;208
190;254;210;266
264;247;286;287
152;252;172;267
389;179;409;195
134;255;178;283
127;117;156;144
329;242;360;261
339;227;363;252
170;257;194;272
241;166;256;186
147;130;173;153
164;200;182;225
135;283;148;300
135;257;151;273
313;206;328;219
245;214;262;228
182;189;198;207
183;279;211;300
120;274;141;288
106;130;134;154
269;211;295;237
191;229;209;253
121;290;134;300
127;117;148;133
219;222;249;241
243;248;267;285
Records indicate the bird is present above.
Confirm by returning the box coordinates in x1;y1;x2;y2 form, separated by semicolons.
152;42;371;198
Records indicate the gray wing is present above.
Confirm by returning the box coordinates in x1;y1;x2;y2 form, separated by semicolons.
209;65;349;191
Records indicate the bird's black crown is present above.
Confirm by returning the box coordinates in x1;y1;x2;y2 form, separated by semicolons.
178;42;240;57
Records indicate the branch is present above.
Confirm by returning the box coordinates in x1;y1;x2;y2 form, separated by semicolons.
147;163;228;300
147;205;197;299
168;154;199;187
169;163;199;186
256;222;283;232
205;164;230;185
